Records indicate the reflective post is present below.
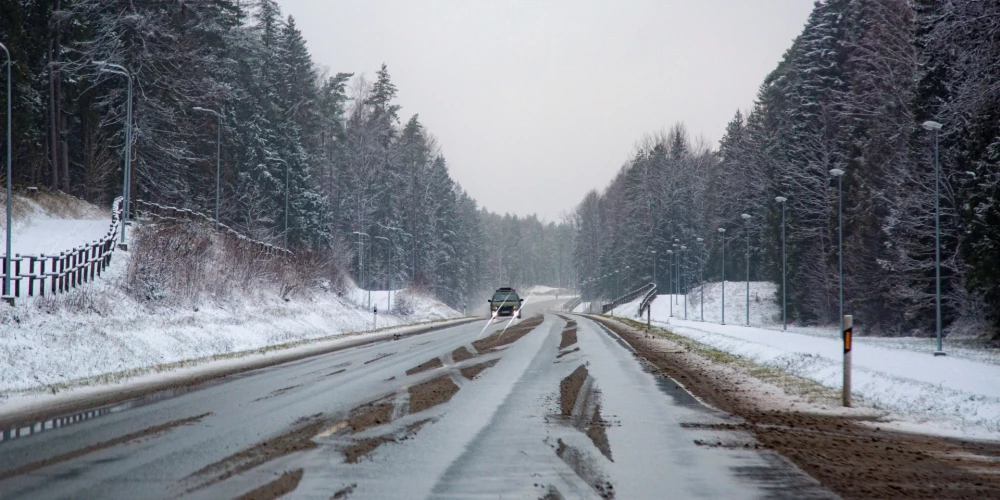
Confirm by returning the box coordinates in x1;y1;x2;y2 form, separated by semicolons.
843;315;853;407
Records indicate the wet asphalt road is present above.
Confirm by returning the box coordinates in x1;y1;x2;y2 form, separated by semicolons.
0;299;834;499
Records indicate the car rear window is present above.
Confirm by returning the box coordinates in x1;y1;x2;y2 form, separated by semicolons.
492;292;519;302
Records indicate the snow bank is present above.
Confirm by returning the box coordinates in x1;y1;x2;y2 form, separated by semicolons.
1;190;111;256
647;312;1000;438
0;193;463;400
0;247;460;398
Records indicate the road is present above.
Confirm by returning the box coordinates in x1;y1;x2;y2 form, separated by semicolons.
0;299;832;499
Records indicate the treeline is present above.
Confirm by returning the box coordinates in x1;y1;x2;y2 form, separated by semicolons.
0;0;575;307
574;0;1000;336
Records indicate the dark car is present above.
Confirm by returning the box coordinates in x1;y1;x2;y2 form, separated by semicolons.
488;287;523;318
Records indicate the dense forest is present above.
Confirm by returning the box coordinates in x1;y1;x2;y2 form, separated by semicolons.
0;0;574;307
573;0;1000;337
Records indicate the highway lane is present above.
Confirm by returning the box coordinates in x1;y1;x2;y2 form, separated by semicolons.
0;299;833;499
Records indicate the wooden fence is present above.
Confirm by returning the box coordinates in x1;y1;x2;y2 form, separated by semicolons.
1;197;123;303
134;200;292;258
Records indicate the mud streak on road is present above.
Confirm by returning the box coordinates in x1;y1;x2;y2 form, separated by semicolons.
405;357;444;376
235;468;303;500
560;366;588;417
460;359;499;380
186;415;326;491
408;376;460;414
347;399;394;434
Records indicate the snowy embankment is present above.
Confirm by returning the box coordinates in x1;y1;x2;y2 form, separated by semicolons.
606;282;1000;438
0;193;462;401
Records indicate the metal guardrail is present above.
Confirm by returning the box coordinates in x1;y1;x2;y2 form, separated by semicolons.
1;197;123;303
135;200;292;258
601;282;655;315
638;284;658;316
562;297;582;312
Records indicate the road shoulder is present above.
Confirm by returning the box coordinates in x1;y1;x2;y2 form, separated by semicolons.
588;314;1000;499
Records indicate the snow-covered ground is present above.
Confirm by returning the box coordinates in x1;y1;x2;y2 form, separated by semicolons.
0;193;463;401
1;191;111;256
607;283;1000;439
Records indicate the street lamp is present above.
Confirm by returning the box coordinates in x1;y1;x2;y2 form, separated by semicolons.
830;168;845;338
1;42;11;301
741;214;752;326
696;237;705;321
666;250;674;317
193;106;223;229
680;245;688;319
97;62;133;250
776;197;788;331
922;120;946;356
718;228;726;325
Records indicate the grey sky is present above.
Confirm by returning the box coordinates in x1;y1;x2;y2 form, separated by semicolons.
278;0;814;222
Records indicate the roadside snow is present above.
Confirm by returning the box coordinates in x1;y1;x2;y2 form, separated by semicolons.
639;307;1000;438
0;255;461;399
0;192;463;400
1;191;111;257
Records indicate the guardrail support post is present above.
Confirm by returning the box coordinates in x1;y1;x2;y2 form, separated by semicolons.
843;314;853;407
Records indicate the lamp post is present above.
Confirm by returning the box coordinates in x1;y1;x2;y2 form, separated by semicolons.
1;42;11;300
97;62;132;250
830;168;845;338
742;214;752;326
776;197;788;330
680;245;687;319
697;237;705;321
922;120;946;356
666;250;673;317
192;106;223;229
614;269;620;300
718;228;726;325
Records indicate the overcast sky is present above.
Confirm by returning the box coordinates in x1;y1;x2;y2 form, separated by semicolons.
278;0;814;222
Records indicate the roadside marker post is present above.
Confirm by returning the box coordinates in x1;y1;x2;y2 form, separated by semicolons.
647;305;651;331
843;315;853;407
373;305;378;332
